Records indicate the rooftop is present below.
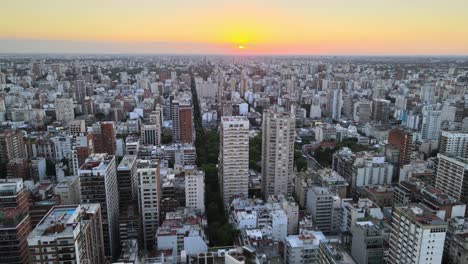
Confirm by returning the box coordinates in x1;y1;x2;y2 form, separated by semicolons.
118;155;137;171
28;204;100;243
79;153;115;171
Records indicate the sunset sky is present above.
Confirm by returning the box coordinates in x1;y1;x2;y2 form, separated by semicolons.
1;0;468;55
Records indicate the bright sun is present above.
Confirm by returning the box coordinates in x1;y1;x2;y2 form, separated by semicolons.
237;45;245;49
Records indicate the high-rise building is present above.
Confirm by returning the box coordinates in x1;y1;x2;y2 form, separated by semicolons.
219;116;249;206
388;128;413;167
140;124;161;146
421;104;442;141
262;108;295;199
184;166;205;213
72;134;94;175
27;204;105;264
439;130;468;159
371;98;390;124
69;120;86;136
328;88;343;120
354;100;372;124
92;122;116;155
136;159;161;251
149;105;163;126
51;135;73;162
55;98;75;122
351;222;384;264
0;208;31;264
420;85;436;104
172;99;194;144
435;153;468;205
0;178;31;264
0;130;25;168
0;72;7;90
0;179;30;212
120;72;128;84
117;155;138;208
332;148;393;188
388;204;447;264
306;186;335;233
73;79;86;102
79;153;120;260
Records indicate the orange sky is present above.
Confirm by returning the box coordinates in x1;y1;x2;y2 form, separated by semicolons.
1;0;468;54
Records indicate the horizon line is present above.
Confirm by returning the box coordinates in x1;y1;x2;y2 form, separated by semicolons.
1;52;468;58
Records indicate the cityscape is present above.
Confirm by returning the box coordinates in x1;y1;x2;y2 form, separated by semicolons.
1;1;468;264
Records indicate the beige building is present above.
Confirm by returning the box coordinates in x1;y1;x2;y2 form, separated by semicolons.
262;108;295;199
28;204;105;264
136;159;161;251
219;116;249;206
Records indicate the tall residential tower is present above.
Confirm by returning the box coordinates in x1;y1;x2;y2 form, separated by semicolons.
261;108;295;199
219;116;249;206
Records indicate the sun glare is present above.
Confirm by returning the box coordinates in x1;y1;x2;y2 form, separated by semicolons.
238;45;245;49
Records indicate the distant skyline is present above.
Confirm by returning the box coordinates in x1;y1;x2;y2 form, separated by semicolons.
2;0;468;55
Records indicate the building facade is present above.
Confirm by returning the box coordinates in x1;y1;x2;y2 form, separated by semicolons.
261;108;295;199
219;116;249;206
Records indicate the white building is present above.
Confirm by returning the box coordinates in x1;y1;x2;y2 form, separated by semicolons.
439;130;468;159
421;104;442;141
340;198;384;232
136;159;161;250
268;195;299;235
270;209;288;241
185;166;205;213
55;98;75;122
389;204;447;264
51;135;73;162
284;230;326;264
54;176;80;205
219;116;249;206
333;149;393;187
315;124;337;142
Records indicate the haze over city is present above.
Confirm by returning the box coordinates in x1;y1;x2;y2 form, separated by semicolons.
2;0;468;55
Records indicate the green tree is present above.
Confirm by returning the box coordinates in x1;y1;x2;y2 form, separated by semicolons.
46;159;56;176
161;133;172;144
249;133;262;172
95;112;106;121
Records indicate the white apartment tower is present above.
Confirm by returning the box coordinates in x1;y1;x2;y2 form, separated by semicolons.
389;204;447;264
219;116;249;206
330;88;343;120
184;165;205;213
79;153;120;260
421;104;442;141
262;108;295;199
136;159;161;251
439;130;468;159
55;98;75;122
435;153;468;203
